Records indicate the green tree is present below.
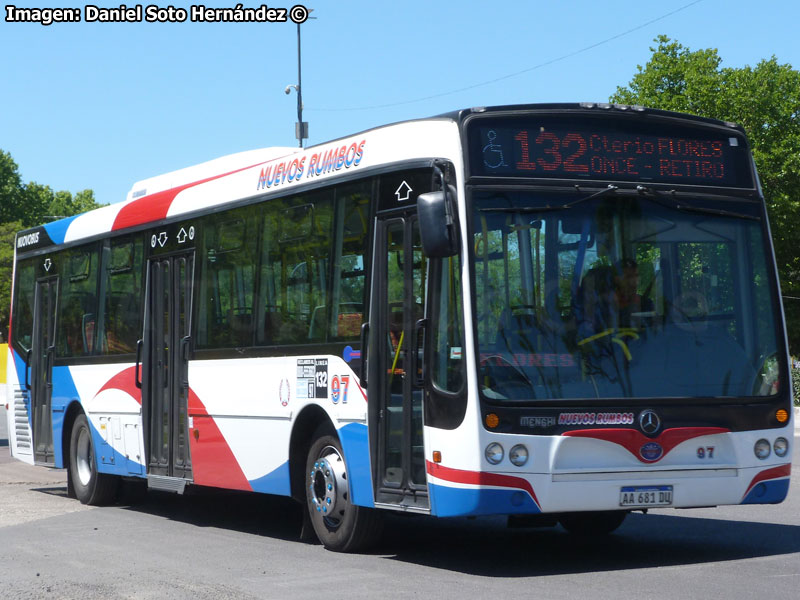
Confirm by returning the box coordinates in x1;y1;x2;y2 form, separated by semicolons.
612;36;800;353
0;220;22;341
22;181;54;227
0;148;105;340
0;151;25;225
47;188;99;220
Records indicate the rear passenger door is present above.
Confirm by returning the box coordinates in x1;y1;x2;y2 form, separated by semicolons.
143;251;194;481
31;276;58;465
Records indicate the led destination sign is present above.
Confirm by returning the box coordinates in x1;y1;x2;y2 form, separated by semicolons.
468;116;753;188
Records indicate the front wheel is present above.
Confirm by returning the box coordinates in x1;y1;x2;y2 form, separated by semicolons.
69;414;119;505
305;430;382;552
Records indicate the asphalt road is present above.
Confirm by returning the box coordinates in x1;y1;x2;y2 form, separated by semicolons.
1;403;799;600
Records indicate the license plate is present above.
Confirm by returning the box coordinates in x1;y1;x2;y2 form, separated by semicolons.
620;485;673;507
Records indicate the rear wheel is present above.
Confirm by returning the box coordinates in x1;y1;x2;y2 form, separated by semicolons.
559;510;627;536
69;414;119;505
305;429;382;552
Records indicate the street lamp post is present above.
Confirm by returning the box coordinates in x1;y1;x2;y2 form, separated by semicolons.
285;12;312;148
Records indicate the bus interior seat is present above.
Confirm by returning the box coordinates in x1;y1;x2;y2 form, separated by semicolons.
336;303;363;338
104;291;140;353
58;292;97;355
229;308;253;338
262;309;283;345
308;305;328;342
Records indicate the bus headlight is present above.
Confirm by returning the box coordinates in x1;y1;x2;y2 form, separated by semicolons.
485;443;504;465
774;437;789;458
754;439;771;460
509;444;529;467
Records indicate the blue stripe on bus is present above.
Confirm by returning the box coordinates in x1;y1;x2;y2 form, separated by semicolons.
86;411;146;477
741;478;790;505
91;431;147;477
42;215;78;246
338;422;374;508
428;483;541;517
249;462;291;496
50;366;83;468
47;366;145;476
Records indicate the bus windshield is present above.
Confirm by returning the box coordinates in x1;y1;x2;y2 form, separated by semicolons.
472;189;781;402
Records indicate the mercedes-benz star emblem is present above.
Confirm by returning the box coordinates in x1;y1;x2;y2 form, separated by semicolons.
639;410;661;435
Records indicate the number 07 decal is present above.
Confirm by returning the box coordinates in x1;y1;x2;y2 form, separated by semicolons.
331;375;350;405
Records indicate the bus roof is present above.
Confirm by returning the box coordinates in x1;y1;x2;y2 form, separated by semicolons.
125;147;298;203
14;102;748;255
15;116;464;252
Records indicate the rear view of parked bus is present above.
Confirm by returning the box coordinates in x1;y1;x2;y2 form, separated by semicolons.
4;104;792;552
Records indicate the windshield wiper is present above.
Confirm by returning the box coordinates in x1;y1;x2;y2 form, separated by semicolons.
479;185;619;213
636;185;760;221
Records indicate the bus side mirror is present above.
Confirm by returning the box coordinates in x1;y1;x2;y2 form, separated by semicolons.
417;185;459;258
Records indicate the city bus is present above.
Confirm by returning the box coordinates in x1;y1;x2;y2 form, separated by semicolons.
4;103;793;552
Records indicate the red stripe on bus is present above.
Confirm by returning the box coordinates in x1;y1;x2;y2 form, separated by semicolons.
94;368;250;490
94;366;141;404
562;427;730;463
743;463;791;498
426;460;540;508
187;388;252;492
111;162;266;231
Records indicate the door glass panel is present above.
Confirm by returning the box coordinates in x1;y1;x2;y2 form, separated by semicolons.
379;218;429;492
11;260;36;353
383;221;405;485
147;254;193;478
161;260;170;464
33;279;57;463
410;223;426;486
174;256;191;473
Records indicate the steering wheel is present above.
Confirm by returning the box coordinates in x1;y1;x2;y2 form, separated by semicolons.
480;353;534;390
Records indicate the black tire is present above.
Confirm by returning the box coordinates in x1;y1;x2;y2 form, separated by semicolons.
559;510;627;536
68;414;119;505
305;429;383;552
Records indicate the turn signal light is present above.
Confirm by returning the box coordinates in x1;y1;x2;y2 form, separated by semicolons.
776;409;789;423
432;451;442;464
485;413;500;429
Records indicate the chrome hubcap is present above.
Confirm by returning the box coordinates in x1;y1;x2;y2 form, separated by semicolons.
76;426;93;486
309;446;348;526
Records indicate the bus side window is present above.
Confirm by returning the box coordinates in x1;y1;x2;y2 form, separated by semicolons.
260;191;334;346
57;244;100;358
329;181;370;341
429;255;465;393
256;180;370;347
258;205;282;346
196;209;258;349
100;237;144;355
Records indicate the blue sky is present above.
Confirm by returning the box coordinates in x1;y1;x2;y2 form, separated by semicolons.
2;0;799;207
